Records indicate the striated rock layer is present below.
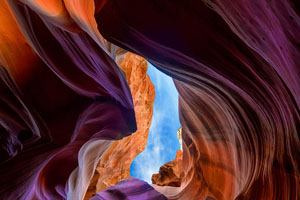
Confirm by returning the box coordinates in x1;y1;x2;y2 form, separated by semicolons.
84;53;155;198
0;0;300;200
96;1;300;199
0;1;139;200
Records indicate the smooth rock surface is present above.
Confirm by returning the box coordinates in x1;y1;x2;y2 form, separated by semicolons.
1;0;299;200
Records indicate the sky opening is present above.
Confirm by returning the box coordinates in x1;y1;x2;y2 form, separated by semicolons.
130;62;181;184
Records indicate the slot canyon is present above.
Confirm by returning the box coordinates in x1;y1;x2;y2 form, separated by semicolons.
0;0;299;200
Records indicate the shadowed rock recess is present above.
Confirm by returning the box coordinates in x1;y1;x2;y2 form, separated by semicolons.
152;150;183;187
0;0;299;200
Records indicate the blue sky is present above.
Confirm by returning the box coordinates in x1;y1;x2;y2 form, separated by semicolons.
130;62;181;183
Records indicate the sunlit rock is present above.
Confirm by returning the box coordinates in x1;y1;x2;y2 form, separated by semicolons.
152;150;183;187
177;127;182;151
1;0;299;200
84;53;155;198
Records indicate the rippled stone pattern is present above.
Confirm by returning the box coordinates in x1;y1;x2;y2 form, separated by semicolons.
0;0;299;200
0;1;138;199
96;1;300;199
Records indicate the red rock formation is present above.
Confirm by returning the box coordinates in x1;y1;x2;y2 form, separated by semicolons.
84;52;155;199
152;150;183;187
96;1;300;199
2;1;300;200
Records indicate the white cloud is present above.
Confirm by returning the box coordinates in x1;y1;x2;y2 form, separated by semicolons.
132;108;165;182
130;62;180;183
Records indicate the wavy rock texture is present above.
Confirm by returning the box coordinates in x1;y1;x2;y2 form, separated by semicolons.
152;150;183;187
84;53;155;199
0;1;138;200
96;1;300;199
1;0;300;200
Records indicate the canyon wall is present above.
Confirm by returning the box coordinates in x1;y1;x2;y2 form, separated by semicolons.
85;53;155;198
96;1;300;199
0;1;138;199
152;150;183;187
0;0;299;200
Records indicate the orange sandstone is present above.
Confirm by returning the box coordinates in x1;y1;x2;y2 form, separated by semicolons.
152;150;183;187
84;53;155;199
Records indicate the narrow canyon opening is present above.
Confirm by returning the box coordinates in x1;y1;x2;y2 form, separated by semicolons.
2;1;300;199
130;62;181;184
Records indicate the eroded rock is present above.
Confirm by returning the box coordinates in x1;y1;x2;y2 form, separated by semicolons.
85;53;155;198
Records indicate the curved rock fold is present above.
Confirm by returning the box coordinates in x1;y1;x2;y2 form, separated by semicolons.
0;0;299;200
